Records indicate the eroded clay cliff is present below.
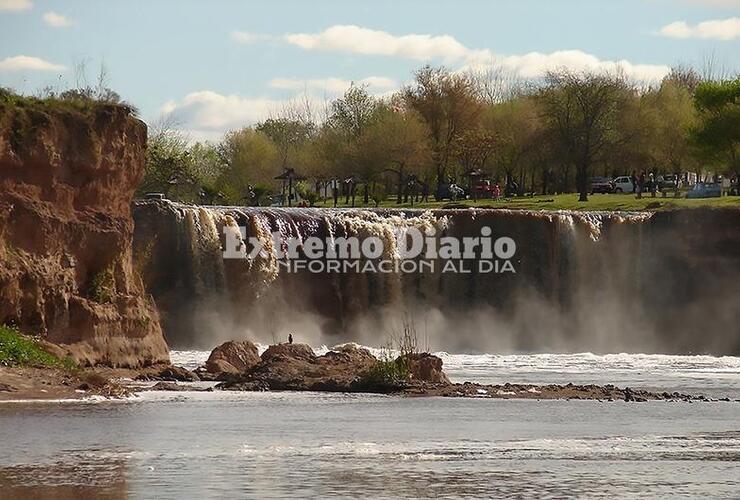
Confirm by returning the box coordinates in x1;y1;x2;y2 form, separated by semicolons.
0;97;169;367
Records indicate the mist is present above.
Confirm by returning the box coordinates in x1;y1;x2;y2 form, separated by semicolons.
133;201;740;356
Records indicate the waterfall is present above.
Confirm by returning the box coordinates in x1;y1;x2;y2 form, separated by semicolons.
133;201;740;355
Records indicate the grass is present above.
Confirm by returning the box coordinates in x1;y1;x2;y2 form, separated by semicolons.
0;87;136;117
0;325;76;369
316;193;740;212
356;316;420;390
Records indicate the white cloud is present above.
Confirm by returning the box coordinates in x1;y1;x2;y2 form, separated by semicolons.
284;25;470;63
659;17;740;40
0;0;32;11
0;55;65;71
42;11;73;27
483;50;671;81
269;76;397;94
157;90;314;140
279;25;669;82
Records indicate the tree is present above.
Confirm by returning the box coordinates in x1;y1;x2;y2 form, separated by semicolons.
483;96;542;192
639;80;699;176
189;142;227;204
359;105;431;204
692;78;740;176
217;128;278;204
537;70;631;201
256;118;314;169
403;66;482;198
326;84;380;139
139;127;195;199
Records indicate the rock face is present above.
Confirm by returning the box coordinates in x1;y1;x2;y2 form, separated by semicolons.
402;353;451;384
0;98;169;367
205;340;261;374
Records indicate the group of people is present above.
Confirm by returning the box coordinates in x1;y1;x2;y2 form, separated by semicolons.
631;171;671;199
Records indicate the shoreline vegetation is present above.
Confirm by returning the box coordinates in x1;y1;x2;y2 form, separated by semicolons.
1;331;736;403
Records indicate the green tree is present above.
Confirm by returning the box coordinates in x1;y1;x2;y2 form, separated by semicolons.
403;66;482;198
218;128;279;204
139;128;195;199
537;70;631;202
256;117;314;169
692;78;740;175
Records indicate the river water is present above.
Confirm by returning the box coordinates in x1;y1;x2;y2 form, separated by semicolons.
1;350;739;499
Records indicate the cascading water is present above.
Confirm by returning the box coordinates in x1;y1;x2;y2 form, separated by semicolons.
133;201;740;355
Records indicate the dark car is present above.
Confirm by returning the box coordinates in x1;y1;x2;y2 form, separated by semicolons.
657;174;678;191
590;177;614;194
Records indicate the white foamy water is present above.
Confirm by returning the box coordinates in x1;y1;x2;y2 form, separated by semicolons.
170;348;740;397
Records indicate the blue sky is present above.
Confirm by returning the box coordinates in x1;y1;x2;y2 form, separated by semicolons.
1;0;738;140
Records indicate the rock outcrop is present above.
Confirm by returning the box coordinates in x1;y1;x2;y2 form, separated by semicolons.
402;352;451;384
205;340;261;374
0;96;169;367
220;343;379;392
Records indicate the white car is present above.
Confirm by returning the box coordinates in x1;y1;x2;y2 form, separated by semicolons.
612;176;633;193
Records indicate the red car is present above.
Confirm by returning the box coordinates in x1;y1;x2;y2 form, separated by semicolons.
472;180;495;198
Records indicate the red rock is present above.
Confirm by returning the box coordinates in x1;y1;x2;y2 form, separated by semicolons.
260;343;316;363
401;353;451;384
205;340;260;374
0;101;169;367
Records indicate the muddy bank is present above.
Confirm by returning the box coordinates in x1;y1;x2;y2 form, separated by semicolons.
0;366;132;401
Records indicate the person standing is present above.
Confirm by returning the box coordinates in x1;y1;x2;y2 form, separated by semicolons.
332;179;339;208
630;171;637;194
637;172;645;199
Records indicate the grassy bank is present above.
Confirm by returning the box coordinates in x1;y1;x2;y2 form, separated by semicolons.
0;325;75;369
314;193;740;212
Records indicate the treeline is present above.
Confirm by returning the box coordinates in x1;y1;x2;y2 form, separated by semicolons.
140;65;740;205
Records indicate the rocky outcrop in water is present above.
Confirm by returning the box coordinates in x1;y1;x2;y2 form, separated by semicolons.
0;100;169;367
219;343;380;392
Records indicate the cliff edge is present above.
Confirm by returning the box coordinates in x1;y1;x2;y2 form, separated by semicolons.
0;94;169;367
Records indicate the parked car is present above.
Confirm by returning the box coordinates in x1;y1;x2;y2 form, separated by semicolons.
612;176;633;193
471;180;494;199
438;183;469;201
590;177;614;194
686;182;722;199
657;174;678;191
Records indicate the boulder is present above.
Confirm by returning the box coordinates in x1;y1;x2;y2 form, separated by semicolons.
260;343;316;363
218;343;378;392
205;340;261;374
401;353;450;384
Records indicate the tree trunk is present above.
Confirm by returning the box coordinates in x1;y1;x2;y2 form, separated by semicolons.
436;163;445;200
397;169;404;205
577;163;589;202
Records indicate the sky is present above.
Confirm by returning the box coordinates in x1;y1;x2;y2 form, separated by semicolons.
1;0;738;140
